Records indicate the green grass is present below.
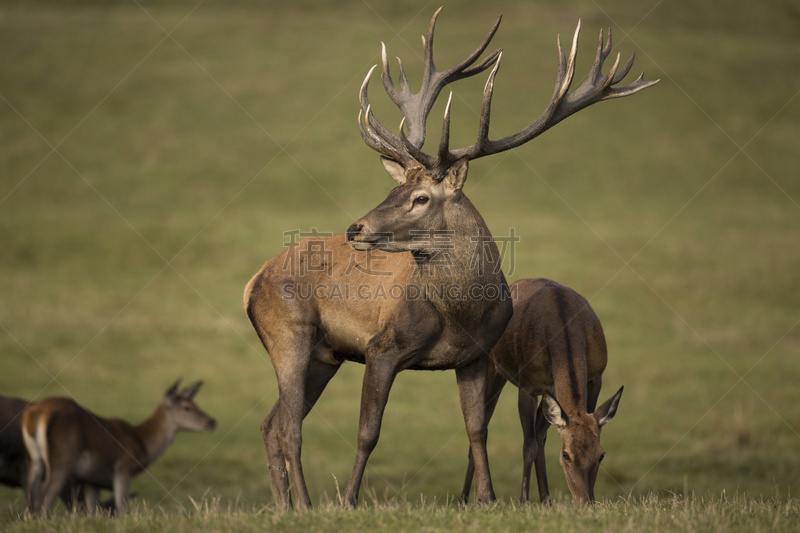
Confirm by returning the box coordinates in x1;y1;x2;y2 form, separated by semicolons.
1;0;799;530
3;494;799;533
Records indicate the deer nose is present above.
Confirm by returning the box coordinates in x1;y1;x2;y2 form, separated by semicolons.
346;222;364;242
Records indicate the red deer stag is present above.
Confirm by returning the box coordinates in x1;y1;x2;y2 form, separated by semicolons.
244;7;656;510
22;381;216;516
460;278;624;505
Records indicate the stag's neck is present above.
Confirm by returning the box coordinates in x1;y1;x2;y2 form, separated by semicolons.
414;197;506;321
134;406;178;467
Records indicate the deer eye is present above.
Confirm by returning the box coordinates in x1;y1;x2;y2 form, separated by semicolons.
562;451;571;462
413;195;429;206
599;452;606;463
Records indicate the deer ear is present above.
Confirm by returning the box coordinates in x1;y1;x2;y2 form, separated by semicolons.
166;379;181;398
381;157;408;185
180;381;204;400
164;379;182;404
444;157;469;194
594;386;624;427
541;393;568;430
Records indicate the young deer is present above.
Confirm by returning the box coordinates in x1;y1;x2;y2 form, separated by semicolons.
1;395;118;512
22;380;216;516
245;8;655;510
461;278;623;505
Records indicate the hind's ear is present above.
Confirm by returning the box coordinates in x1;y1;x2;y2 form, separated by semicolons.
165;379;182;400
541;393;568;430
180;381;204;400
595;386;624;427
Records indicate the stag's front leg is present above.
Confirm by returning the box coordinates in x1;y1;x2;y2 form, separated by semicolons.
455;355;495;504
342;357;397;508
460;363;506;505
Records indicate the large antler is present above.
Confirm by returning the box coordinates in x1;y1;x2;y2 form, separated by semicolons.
359;6;502;169
453;21;660;162
359;10;659;173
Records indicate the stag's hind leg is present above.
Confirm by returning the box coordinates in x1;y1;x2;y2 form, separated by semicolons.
262;333;313;511
262;337;340;511
261;400;291;510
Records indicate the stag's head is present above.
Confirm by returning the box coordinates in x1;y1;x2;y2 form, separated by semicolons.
541;386;624;505
346;155;471;253
346;7;658;254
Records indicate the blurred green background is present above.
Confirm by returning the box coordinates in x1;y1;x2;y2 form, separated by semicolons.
1;0;798;515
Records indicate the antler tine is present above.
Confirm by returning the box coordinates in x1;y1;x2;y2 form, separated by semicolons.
588;29;620;92
381;43;401;106
396;57;411;93
358;106;401;162
417;7;499;85
437;92;453;164
450;52;502;162
599;72;661;100
603;51;660;99
612;50;636;85
439;12;503;82
589;27;613;82
361;64;419;166
419;6;443;88
359;66;413;165
399;118;435;167
552;24;659;120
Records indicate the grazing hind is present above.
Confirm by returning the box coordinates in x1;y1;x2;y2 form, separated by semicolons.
461;278;624;505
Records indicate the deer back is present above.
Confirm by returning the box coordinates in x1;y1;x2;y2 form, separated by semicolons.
21;398;149;485
492;278;607;404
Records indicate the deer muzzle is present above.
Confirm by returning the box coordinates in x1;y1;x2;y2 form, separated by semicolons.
346;221;392;251
346;222;364;242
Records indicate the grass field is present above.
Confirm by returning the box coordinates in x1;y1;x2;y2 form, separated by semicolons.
1;0;798;530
